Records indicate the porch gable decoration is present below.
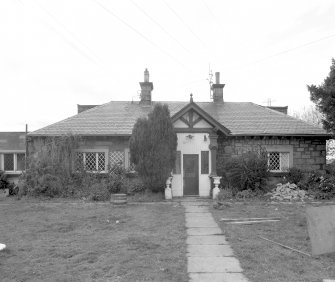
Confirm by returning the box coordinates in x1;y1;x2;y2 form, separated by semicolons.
28;69;331;198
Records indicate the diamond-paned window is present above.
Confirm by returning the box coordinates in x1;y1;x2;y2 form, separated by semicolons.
85;153;96;171
4;154;14;171
75;152;106;172
1;153;25;172
109;151;124;167
268;152;289;172
97;153;105;171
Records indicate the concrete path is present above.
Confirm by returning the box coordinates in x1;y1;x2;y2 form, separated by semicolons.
182;200;249;282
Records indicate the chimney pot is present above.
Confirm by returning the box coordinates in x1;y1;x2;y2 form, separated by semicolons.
215;72;220;84
140;68;153;105
144;68;149;82
212;71;225;103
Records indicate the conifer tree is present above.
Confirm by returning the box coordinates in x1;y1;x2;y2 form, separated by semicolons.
308;58;335;134
129;104;177;192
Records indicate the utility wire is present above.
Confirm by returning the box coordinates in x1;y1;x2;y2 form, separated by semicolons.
161;0;206;48
92;0;190;71
129;0;192;55
32;0;102;66
17;0;99;66
247;32;335;66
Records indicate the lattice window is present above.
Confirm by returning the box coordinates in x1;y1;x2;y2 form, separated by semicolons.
109;151;124;167
4;154;14;171
75;152;106;172
2;153;25;172
268;152;289;172
97;153;105;171
85;153;96;171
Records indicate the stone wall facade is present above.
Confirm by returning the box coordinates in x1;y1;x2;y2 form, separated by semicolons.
217;133;327;175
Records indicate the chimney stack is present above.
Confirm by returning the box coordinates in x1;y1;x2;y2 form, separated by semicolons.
212;72;225;103
140;68;153;105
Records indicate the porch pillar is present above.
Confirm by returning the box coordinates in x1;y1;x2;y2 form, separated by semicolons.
208;133;218;176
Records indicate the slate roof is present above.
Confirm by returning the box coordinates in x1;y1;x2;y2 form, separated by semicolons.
0;132;26;150
29;101;330;137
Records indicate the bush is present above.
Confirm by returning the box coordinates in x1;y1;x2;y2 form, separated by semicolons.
0;170;9;189
223;147;269;191
217;188;233;201
105;164;126;194
122;177;146;195
34;174;63;197
88;183;110;201
130;104;177;192
286;167;305;184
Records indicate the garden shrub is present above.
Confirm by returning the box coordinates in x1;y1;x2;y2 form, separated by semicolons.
88;183;110;201
130;104;177;192
0;170;9;189
35;174;63;197
122;177;146;194
105;164;126;194
235;189;257;199
223;146;269;191
217;188;233;201
286;167;305;184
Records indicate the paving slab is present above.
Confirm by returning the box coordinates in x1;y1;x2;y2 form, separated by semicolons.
187;235;228;245
185;212;213;218
186;218;219;228
187;227;223;236
184;206;209;213
181;202;210;206
188;257;243;273
190;273;249;282
187;244;234;257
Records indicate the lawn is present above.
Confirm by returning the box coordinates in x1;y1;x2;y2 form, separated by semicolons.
211;201;335;282
0;198;187;282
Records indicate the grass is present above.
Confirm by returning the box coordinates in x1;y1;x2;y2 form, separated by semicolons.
0;197;187;281
211;200;335;282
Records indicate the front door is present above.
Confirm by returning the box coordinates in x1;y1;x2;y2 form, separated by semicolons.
183;154;199;195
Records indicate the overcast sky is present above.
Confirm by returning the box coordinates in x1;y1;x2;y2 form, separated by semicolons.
1;0;335;131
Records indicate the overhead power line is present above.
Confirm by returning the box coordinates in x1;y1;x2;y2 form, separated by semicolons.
32;0;102;65
161;0;206;48
16;0;99;66
129;0;192;55
248;32;335;66
92;0;190;71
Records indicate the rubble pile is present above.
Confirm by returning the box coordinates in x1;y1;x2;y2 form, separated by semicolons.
268;183;310;201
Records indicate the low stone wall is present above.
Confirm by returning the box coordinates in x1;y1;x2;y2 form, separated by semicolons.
217;134;327;174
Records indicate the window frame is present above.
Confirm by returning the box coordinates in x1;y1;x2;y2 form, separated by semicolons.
75;148;108;173
268;152;290;172
265;145;293;173
0;151;26;174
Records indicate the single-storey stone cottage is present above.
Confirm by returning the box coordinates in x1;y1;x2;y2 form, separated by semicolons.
29;69;331;197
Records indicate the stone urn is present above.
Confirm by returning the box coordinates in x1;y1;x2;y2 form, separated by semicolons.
165;176;173;200
212;176;222;200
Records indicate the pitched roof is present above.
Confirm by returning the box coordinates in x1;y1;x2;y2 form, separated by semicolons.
29;101;330;137
0;132;26;151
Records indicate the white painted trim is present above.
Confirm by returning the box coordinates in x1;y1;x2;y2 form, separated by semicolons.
0;152;25;173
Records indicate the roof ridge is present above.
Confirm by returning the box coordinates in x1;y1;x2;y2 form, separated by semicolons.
251;102;327;132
